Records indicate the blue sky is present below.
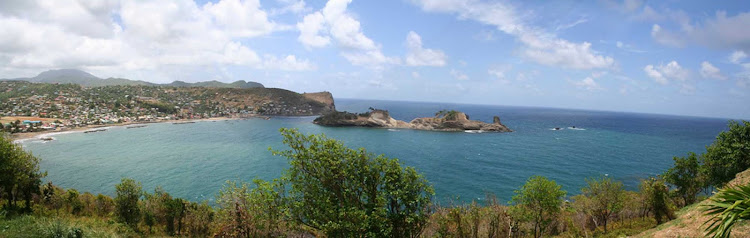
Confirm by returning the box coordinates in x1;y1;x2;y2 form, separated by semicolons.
1;0;749;119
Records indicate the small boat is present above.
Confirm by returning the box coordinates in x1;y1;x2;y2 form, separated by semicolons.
554;127;561;130
40;137;54;141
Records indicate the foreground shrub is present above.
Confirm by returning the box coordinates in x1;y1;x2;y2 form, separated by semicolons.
511;176;566;238
270;128;434;237
703;120;750;188
114;178;142;229
214;179;288;237
0;133;45;213
704;183;750;238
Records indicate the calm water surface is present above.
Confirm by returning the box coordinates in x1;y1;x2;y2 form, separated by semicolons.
21;99;730;203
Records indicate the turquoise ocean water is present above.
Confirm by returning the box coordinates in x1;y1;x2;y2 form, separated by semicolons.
20;99;731;204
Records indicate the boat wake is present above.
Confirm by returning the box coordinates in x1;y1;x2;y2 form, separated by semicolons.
567;127;586;130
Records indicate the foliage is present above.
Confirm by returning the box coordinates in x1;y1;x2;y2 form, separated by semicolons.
183;201;214;237
511;176;567;238
664;152;705;206
271;128;434;237
703;183;750;238
640;177;674;224
0;133;45;213
114;178;142;229
703;120;750;188
435;110;461;121
579;176;625;233
214;179;288;237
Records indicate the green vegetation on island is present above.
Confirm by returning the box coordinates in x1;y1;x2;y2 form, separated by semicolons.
1;120;749;237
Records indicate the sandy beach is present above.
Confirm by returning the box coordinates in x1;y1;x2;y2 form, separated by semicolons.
10;116;243;142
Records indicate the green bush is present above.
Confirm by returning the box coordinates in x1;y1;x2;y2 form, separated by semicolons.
0;133;45;213
270;128;434;237
114;178;142;229
511;176;566;238
703;121;750;188
703;183;750;238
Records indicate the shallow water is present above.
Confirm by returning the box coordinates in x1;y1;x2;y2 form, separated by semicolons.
21;99;729;203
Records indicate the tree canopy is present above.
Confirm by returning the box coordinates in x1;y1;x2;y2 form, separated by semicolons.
271;128;434;237
511;175;566;238
703;121;750;188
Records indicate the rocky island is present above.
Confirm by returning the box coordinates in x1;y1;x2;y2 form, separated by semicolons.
313;109;512;132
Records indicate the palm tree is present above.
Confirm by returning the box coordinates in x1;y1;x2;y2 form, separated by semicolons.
703;184;750;238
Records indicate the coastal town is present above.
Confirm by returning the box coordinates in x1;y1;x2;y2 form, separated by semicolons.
0;81;334;134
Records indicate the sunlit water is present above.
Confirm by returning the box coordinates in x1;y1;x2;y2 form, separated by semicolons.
20;99;730;204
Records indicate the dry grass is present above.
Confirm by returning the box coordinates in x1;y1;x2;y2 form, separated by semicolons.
634;169;750;238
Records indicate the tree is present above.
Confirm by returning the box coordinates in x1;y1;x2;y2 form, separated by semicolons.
0;133;45;213
115;178;142;228
663;152;704;206
183;201;214;237
214;179;287;237
703;184;750;238
270;128;434;237
580;176;625;233
511;176;567;238
703;121;750;188
640;177;674;224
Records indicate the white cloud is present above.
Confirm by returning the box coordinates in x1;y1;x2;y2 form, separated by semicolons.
261;55;316;71
296;0;397;66
487;65;512;81
0;0;314;80
450;69;469;80
405;31;447;66
270;0;309;15
573;77;603;91
412;71;420;78
203;0;278;38
643;61;689;85
555;18;588;32
691;11;750;51
410;0;615;70
730;50;747;64
644;65;667;85
296;12;330;48
700;61;726;80
601;0;643;13
614;40;647;53
651;24;685;47
645;11;750;51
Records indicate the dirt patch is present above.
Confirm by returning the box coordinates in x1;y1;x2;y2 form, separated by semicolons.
0;116;57;124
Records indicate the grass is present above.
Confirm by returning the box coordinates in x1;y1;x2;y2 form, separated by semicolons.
0;215;136;238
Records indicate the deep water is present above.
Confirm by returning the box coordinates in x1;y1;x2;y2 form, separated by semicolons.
21;99;730;204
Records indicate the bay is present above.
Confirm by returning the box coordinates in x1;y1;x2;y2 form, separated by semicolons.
20;99;729;204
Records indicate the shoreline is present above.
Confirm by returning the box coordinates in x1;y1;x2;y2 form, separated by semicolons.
10;117;243;143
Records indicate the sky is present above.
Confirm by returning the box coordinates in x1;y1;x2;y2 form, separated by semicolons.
1;0;749;119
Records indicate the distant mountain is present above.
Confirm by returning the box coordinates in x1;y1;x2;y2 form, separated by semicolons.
1;69;264;88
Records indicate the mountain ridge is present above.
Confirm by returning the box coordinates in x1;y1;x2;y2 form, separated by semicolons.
2;69;264;88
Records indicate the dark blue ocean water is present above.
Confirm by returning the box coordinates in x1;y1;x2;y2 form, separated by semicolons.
20;99;730;204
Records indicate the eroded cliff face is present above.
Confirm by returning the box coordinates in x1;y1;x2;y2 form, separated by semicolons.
302;92;336;113
313;110;512;132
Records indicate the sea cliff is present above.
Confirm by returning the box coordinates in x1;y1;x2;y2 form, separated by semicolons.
313;109;512;132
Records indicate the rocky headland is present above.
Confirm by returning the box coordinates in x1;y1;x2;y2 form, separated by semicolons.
313;109;512;132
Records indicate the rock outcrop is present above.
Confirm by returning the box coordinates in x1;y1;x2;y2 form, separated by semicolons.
303;91;336;113
314;109;512;132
